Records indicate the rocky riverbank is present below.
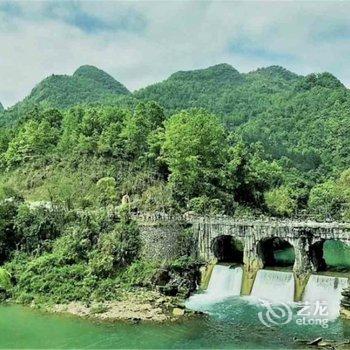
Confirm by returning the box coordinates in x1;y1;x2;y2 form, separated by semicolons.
48;289;193;322
341;287;350;319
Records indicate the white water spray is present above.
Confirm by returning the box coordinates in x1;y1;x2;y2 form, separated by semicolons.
251;270;295;304
185;265;243;308
303;275;348;319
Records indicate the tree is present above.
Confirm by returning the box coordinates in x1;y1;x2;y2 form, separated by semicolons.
120;102;165;161
264;186;297;217
229;141;283;206
96;177;117;206
308;169;350;220
5;120;58;166
89;205;140;277
162;109;228;204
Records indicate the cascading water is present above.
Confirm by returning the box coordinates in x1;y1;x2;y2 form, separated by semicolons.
303;275;349;319
207;265;243;297
185;265;243;309
250;270;295;304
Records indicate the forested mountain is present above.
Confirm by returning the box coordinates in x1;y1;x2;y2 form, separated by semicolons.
237;76;350;175
134;64;300;117
135;64;350;177
26;65;131;108
0;63;349;221
1;61;350;306
0;103;4;113
0;65;131;126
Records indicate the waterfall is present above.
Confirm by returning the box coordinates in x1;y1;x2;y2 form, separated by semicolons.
185;265;243;308
251;270;295;304
303;275;348;319
206;265;243;297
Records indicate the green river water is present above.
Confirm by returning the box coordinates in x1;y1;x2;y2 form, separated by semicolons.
0;300;349;349
1;241;350;349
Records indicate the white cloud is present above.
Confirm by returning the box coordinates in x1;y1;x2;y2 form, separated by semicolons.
0;1;350;107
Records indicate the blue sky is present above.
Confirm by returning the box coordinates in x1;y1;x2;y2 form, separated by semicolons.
0;1;350;106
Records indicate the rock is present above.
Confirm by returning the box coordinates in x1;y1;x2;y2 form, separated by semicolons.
340;307;350;319
131;317;141;324
307;337;322;346
172;308;185;316
121;194;130;205
317;341;331;347
341;286;350;320
152;269;171;286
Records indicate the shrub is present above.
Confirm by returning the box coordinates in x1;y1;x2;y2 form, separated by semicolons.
96;177;117;206
52;228;92;264
89;209;140;277
188;196;223;214
0;200;20;262
13;253;91;303
264;186;297;217
14;204;64;254
308;181;343;220
0;268;11;291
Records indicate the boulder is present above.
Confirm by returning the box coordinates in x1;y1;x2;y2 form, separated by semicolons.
172;307;185;316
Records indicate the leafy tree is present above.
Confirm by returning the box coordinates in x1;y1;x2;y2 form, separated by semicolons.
120;102;165;160
14;204;64;254
5;120;58;166
308;169;350;220
162;109;228;204
264;186;297;217
96;177;117;206
229;142;283;205
89;205;140;277
0;200;20;262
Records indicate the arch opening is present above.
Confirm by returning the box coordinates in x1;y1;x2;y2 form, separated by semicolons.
323;240;350;271
211;235;243;263
258;237;295;268
310;241;326;271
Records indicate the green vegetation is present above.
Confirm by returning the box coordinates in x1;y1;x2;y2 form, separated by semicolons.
1;63;349;219
136;65;349;175
1;200;147;304
0;62;349;305
0;65;133;126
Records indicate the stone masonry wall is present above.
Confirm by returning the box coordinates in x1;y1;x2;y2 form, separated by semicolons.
138;220;186;261
193;217;350;276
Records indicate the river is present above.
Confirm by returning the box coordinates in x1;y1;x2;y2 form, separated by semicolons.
0;299;349;349
1;241;350;349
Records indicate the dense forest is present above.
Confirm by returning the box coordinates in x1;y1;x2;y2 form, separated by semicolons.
0;63;349;304
1;63;349;219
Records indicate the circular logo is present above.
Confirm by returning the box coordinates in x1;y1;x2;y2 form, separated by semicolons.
258;299;293;327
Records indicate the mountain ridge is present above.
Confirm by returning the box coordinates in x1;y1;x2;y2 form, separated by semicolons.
2;63;347;110
0;63;347;129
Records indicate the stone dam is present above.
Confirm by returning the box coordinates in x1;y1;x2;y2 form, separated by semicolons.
137;214;350;277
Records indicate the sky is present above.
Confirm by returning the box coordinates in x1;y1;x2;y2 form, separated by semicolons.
1;0;350;107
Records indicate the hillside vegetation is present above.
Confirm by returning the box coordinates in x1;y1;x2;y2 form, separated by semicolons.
0;63;349;220
0;63;349;305
0;65;132;126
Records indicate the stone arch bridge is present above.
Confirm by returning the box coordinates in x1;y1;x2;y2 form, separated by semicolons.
192;217;350;276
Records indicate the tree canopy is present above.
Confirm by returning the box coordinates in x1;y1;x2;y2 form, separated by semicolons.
0;63;349;220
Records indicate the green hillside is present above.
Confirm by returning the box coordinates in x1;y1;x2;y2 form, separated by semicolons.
134;64;300;117
26;65;130;108
0;63;350;306
135;64;350;177
0;63;349;221
0;65;132;126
